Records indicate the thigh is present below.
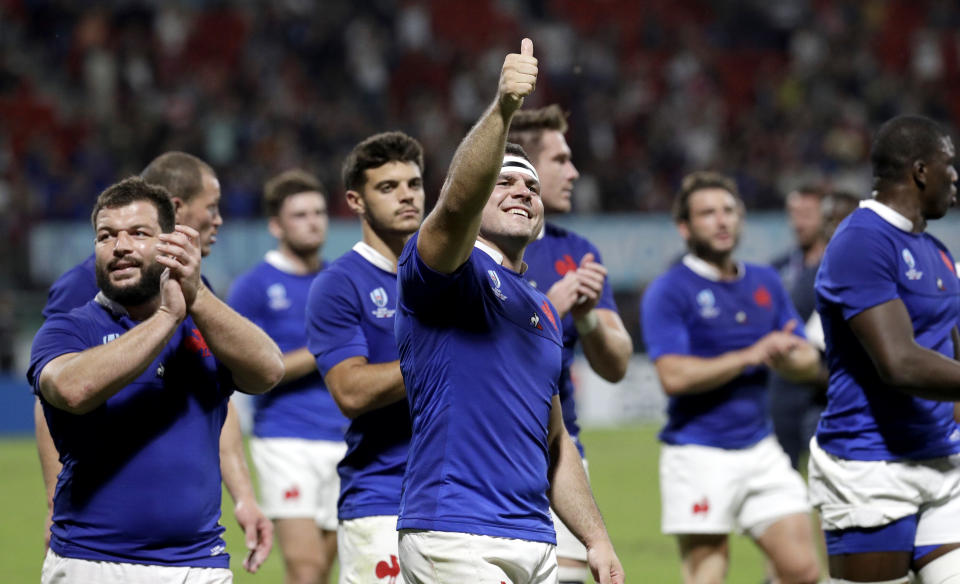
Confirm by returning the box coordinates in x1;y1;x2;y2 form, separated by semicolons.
398;530;555;584
250;438;321;519
660;444;740;535
754;513;820;583
737;437;810;533
339;516;403;584
313;440;347;531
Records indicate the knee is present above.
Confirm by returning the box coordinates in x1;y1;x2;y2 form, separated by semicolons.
285;557;332;584
775;557;821;584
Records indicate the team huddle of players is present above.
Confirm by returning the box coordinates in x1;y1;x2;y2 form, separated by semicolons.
27;40;960;584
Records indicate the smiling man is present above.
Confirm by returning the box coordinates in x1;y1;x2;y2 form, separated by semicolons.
394;39;623;584
641;170;821;584
28;176;283;584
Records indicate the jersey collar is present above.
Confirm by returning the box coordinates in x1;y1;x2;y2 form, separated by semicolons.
94;291;129;317
474;240;528;274
264;250;303;274
682;253;744;282
353;241;396;273
860;199;913;233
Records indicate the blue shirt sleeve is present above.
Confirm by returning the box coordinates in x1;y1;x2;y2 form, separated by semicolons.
226;273;264;327
641;274;691;359
818;225;898;321
42;264;99;319
398;233;483;318
27;315;92;394
306;269;368;377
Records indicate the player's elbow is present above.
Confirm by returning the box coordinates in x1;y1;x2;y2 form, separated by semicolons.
235;355;285;395
658;374;690;396
41;378;98;415
329;388;365;419
872;351;914;387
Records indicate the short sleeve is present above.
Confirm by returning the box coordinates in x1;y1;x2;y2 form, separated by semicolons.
306;269;368;376
817;226;898;321
42;265;98;319
397;232;482;317
641;274;692;359
27;315;92;393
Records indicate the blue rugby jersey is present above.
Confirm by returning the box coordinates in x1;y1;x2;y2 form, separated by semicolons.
396;233;563;545
42;254;99;319
228;252;347;441
28;295;231;567
815;200;960;461
306;243;411;520
642;255;804;449
523;222;618;457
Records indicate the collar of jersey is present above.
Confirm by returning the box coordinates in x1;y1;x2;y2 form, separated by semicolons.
682;253;744;282
475;240;528;274
860;199;913;233
264;250;312;274
353;241;396;273
94;291;130;317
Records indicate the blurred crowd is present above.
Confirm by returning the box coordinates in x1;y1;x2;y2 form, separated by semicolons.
3;0;960;289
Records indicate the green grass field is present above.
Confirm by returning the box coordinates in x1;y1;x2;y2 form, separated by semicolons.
0;425;778;583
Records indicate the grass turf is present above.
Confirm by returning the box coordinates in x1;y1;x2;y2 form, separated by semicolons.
0;425;777;583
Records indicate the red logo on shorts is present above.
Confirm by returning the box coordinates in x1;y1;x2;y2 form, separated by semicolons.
753;285;772;309
692;497;710;515
554;254;577;276
283;486;300;500
375;555;400;583
185;328;212;357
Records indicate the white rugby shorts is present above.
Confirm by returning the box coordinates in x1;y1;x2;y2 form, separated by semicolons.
399;529;557;584
808;437;960;546
250;437;346;530
41;549;232;584
338;515;404;584
660;435;810;535
550;458;589;562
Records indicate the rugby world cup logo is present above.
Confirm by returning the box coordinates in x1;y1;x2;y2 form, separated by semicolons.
488;269;508;301
369;287;395;318
902;248;923;281
697;289;719;318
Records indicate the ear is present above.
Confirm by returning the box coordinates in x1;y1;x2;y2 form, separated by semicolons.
914;159;927;189
267;217;282;240
345;190;365;216
676;221;690;242
171;197;186;220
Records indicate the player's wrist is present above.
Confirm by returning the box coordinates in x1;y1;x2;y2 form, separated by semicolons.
574;310;599;335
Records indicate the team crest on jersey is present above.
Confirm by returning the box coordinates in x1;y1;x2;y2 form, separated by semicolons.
696;289;718;318
902;248;923;281
368;287;395;318
488;269;508;301
267;283;291;310
101;333;120;344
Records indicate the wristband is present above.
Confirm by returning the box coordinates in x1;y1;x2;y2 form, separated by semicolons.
574;310;599;335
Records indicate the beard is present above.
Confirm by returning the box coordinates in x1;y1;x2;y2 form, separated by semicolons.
96;259;164;306
688;232;739;263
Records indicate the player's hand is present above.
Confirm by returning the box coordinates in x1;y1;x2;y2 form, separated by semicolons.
157;225;202;308
499;38;538;115
547;271;581;318
587;540;626;584
570;253;607;318
234;498;273;573
158;267;187;322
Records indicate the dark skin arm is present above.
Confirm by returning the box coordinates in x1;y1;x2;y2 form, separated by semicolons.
848;299;960;400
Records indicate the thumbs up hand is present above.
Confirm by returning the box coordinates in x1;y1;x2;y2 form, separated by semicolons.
499;38;538;115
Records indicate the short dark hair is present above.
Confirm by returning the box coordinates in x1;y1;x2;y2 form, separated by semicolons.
342;132;424;192
504;142;532;163
140;151;215;202
91;176;176;232
673;171;741;222
508;105;569;160
263;169;325;217
871;115;949;181
788;184;826;201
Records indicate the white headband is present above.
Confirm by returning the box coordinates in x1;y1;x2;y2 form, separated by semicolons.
501;155;540;183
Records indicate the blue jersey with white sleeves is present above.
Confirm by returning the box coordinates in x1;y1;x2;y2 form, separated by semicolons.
306;243;410;520
642;255;805;449
28;295;231;567
815;201;960;461
228;253;347;441
396;232;563;545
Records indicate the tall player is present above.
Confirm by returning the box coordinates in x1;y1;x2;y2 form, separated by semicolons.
509;105;632;584
305;131;424;584
34;152;273;572
641;171;821;584
810;115;960;583
395;39;623;584
228;170;347;584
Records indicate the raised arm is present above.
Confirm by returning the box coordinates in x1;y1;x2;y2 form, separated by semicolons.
546;395;625;584
417;39;538;273
850;298;960;400
324;357;405;419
